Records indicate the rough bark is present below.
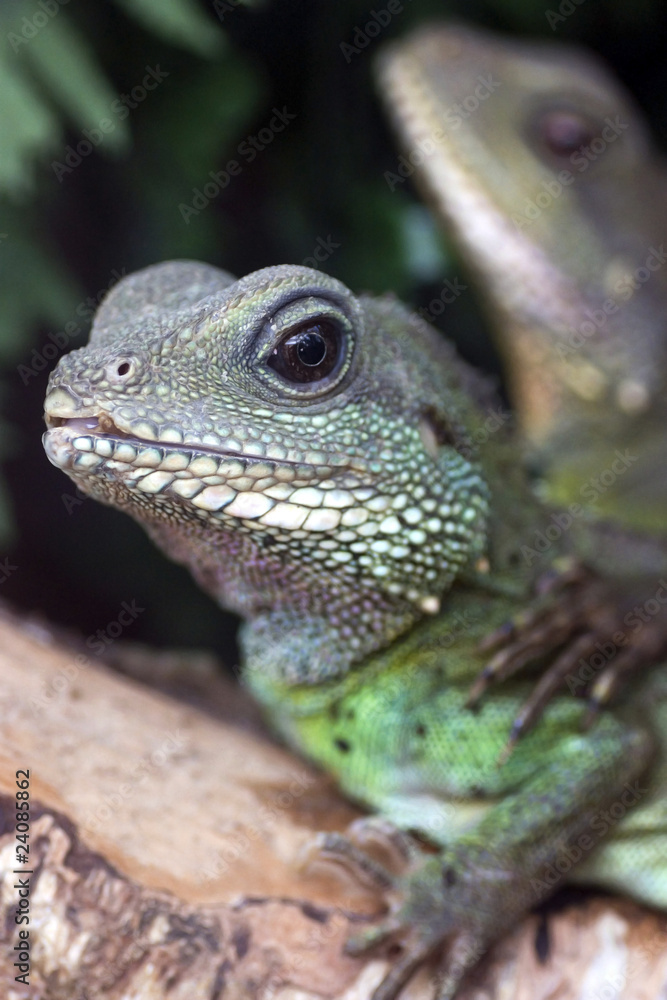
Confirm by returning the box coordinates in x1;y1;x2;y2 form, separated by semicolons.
0;611;665;999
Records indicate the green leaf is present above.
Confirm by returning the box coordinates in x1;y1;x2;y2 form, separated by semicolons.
153;55;264;180
25;14;130;153
135;53;264;259
115;0;225;57
0;209;81;362
399;203;450;283
0;54;59;194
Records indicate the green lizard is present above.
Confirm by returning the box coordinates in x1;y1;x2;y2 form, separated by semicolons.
377;24;667;535
43;261;667;999
377;23;667;719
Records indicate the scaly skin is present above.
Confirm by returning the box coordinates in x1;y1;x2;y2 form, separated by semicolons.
43;262;491;685
377;25;667;533
43;262;667;999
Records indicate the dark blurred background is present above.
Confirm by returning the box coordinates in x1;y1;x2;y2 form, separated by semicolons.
1;0;666;666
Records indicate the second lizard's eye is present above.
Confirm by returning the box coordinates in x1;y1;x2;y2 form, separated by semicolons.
268;319;344;385
533;108;598;158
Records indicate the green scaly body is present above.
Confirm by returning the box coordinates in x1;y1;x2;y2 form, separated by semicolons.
378;24;667;533
43;260;667;999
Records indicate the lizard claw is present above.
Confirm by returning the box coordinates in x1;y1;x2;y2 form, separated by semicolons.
315;828;494;1000
314;826;435;997
344;816;416;863
583;619;667;721
470;558;667;750
316;830;399;891
313;816;417;890
468;559;594;702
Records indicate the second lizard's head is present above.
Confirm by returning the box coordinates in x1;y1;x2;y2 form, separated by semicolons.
44;261;489;678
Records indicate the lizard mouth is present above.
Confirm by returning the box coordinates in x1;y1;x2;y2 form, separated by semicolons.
42;410;371;522
44;413;299;466
43;411;335;476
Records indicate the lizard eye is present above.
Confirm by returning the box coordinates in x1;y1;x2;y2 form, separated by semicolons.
267;319;344;385
534;109;597;157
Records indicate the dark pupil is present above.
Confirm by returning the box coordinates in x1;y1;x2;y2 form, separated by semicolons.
296;331;327;367
540;111;594;156
269;320;342;384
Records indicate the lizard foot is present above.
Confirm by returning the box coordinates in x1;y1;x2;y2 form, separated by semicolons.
468;558;667;752
317;829;496;1000
309;817;414;890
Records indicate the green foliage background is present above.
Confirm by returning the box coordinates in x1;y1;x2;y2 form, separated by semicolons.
1;0;666;654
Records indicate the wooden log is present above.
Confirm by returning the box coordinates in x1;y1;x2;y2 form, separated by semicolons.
0;613;665;999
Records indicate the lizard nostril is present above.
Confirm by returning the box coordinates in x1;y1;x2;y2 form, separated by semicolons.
107;357;138;382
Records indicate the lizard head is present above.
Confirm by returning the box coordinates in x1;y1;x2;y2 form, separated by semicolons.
378;24;667;443
44;261;489;680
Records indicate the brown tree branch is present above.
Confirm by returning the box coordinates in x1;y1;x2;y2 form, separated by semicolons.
0;614;665;998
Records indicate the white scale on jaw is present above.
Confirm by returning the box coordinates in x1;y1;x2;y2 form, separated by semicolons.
43;411;484;615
